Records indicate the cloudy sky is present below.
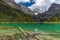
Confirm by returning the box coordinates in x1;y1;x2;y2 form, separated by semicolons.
14;0;60;13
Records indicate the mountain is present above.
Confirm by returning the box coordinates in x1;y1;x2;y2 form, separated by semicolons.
3;0;39;15
35;3;60;22
0;0;36;22
17;1;60;22
2;0;60;22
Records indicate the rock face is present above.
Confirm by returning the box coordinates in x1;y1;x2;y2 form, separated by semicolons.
34;3;60;21
48;3;60;12
13;4;39;16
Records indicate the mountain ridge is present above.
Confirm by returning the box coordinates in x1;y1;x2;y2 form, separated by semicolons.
3;0;39;15
35;3;60;22
0;0;36;22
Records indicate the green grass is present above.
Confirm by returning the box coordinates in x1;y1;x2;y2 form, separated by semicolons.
0;0;36;22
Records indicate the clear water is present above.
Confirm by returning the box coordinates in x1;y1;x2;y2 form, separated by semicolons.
0;23;60;40
0;23;60;32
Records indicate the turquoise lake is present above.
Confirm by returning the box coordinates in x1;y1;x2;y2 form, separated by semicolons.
0;23;60;32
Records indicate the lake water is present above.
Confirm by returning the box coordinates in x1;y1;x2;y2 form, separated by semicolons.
0;23;60;40
0;23;60;33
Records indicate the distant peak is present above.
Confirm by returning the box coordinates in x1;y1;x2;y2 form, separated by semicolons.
51;3;60;6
